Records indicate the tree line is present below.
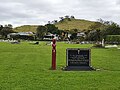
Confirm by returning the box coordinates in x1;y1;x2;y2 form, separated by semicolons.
48;15;75;24
85;19;120;42
36;19;120;42
1;18;120;43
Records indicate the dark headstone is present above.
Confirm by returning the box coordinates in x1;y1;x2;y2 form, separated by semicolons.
64;48;94;71
34;42;39;45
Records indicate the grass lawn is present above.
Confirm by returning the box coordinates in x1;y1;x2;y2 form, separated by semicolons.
0;41;120;90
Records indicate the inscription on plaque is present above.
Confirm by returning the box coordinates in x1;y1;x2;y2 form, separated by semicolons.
67;49;90;67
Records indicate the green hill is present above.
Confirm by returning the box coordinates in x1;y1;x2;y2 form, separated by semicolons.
13;19;95;32
55;19;95;31
14;25;39;33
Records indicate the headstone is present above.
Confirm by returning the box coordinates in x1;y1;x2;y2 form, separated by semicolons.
34;41;39;45
64;48;94;71
105;45;118;48
102;39;105;47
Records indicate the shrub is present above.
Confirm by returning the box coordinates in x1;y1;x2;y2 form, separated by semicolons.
106;35;120;44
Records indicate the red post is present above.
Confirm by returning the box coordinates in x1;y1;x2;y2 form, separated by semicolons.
52;39;56;70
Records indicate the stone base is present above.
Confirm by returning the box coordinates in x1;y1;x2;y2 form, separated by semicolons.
64;66;95;71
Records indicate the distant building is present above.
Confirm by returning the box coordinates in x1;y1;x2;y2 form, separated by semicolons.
68;34;71;38
7;32;35;40
43;34;59;40
77;32;85;37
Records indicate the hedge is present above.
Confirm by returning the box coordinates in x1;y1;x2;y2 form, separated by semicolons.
106;35;120;44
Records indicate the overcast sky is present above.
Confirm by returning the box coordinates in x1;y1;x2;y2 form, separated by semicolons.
0;0;120;27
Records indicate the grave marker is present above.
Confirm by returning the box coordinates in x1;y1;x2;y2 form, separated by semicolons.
65;48;94;71
51;39;56;70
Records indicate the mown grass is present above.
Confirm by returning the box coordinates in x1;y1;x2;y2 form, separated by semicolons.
0;42;120;90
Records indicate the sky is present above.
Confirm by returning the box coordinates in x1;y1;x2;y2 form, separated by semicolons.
0;0;120;27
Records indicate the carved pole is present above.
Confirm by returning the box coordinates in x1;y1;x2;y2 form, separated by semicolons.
52;39;56;70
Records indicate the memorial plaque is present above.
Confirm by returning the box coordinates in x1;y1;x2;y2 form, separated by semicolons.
65;48;93;70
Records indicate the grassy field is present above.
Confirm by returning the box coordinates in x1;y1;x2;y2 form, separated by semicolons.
0;42;120;90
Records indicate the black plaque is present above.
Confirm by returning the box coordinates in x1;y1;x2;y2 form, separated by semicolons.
65;48;94;71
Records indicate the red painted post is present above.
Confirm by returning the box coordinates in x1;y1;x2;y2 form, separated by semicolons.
52;39;56;70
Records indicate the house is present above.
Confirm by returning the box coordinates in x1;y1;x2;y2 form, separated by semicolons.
77;32;86;37
7;32;35;40
43;34;59;40
68;34;71;38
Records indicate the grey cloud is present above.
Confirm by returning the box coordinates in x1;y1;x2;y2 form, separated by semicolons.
116;0;120;4
0;0;120;27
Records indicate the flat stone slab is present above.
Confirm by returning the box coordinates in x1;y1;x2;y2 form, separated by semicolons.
105;45;118;48
64;66;95;71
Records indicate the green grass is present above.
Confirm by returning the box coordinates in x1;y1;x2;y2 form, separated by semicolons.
0;42;120;90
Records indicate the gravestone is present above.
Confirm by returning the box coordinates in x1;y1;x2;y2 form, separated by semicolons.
34;41;39;45
102;39;105;47
65;48;94;71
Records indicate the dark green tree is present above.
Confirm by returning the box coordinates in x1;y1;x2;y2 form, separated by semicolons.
87;19;120;41
86;30;101;41
59;17;64;22
1;24;13;38
36;26;47;40
70;33;77;40
101;22;120;38
71;16;75;19
0;25;4;34
69;29;78;40
45;24;59;34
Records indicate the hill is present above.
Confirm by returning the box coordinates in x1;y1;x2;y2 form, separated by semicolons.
55;19;95;31
13;19;95;32
14;25;39;33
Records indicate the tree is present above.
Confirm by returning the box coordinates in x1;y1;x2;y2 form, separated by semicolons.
65;15;71;21
87;30;101;41
69;29;78;40
45;24;59;34
48;21;51;24
7;24;13;28
59;17;64;22
84;30;91;40
54;20;58;23
88;19;120;41
65;15;69;19
71;16;75;19
101;22;120;39
106;35;120;44
1;24;13;38
0;25;4;34
36;26;47;40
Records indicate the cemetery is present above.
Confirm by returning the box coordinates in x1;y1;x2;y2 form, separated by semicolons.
0;16;120;90
1;0;120;89
0;40;120;90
